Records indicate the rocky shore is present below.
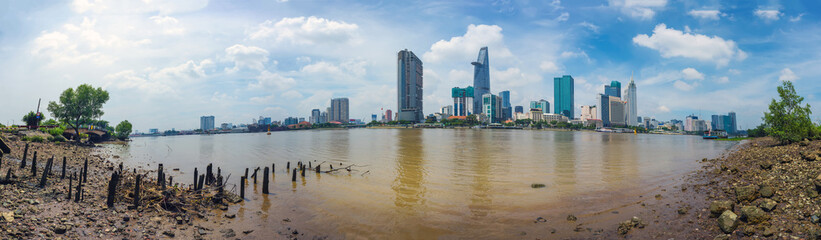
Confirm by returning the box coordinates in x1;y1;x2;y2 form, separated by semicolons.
693;137;821;239
0;133;242;239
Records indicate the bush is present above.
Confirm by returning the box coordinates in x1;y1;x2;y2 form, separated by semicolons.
763;81;818;144
48;127;65;137
29;136;44;143
79;133;89;139
48;135;66;142
21;136;30;141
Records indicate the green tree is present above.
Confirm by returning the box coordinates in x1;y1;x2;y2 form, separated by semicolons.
22;111;42;128
115;120;132;140
763;81;817;144
47;84;110;142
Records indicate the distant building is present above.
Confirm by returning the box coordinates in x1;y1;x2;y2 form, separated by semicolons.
397;49;424;123
385;109;393;122
605;81;622;98
624;75;638;126
258;117;272;126
220;123;232;130
685;115;698;132
149;128;159;134
371;114;377;122
554;75;575;119
284;117;299;126
608;96;626;126
482;93;502;123
529;109;543;122
543;113;569;123
709;112;738;135
440;105;453;116
514;106;524;114
200;116;215;131
452;86;474;116
472;47;490;115
529;100;550;113
499;90;511;120
580;105;597;121
319;111;328;124
330;98;349;123
727;112;737;135
298;117;305;123
311;109;321;124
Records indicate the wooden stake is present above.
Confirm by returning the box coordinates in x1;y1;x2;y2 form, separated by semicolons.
240;176;245;199
31;151;37;176
291;168;297;182
262;167;269;194
61;156;66;179
106;171;119;208
133;174;141;207
82;158;88;183
20;143;28;169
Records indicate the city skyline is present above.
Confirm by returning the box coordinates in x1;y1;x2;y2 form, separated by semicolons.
1;1;819;131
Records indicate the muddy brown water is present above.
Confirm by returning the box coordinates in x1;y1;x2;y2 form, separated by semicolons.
102;129;736;239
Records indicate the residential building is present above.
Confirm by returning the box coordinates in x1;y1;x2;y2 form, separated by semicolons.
482;93;502;123
529;109;543;122
284;117;299;126
580;105;597;121
624;75;638;126
311;109;321;124
330;98;349;123
319;111;328;124
397;49;424;122
685;115;698;132
149;128;159;134
605;81;622;98
472;47;490;114
499;90;511;120
220;123;232;130
200;116;215;131
727;112;737;135
258;117;272;126
452;86;474;116
385;109;393;122
440;105;453;116
608;96;626;126
554;75;575;119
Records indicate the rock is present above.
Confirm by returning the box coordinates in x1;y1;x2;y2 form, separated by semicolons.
713;234;730;240
224;214;235;219
808;188;819;198
740;206;771;224
810;213;820;223
709;201;735;217
758;199;777;212
759;185;775;198
1;211;13;222
243;230;254;234
122;215;130;222
53;225;67;234
677;207;688;215
617;216;645;235
566;215;577;221
735;185;759;203
531;183;546;188
801;151;821;161
759;160;774;170
162;231;175;238
717;210;738;234
223;229;236;238
762;226;776;237
535;217;546;223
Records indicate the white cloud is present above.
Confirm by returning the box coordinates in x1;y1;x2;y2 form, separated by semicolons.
281;90;303;99
779;68;798;82
754;9;782;21
579;22;600;33
687;10;721;20
790;13;805;22
540;61;560;73
556;12;570;22
716;76;729;83
422;24;513;64
673;80;697;91
657;105;671;113
633;23;746;67
72;0;208;14
224;44;269;72
608;0;668;20
150;59;214;81
31;17;151;66
728;69;741;75
149;15;184;35
492;67;542;88
681;67;704;80
103;70;174;95
248;16;359;45
249;70;296;91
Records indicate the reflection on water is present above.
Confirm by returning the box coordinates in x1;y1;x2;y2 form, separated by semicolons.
105;129;736;239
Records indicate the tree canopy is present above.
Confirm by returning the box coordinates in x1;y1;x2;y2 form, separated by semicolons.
115;120;132;140
47;84;110;142
22;111;42;128
763;81;817;144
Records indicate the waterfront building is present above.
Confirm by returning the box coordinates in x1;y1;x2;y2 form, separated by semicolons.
385;109;393;122
554;75;575;119
685;115;698;132
608;96;626;126
514;106;523;114
258;117;272;126
440;105;453;116
284;117;299;126
299;117;305;123
482;93;502;124
472;47;490;115
452;86;474;117
624;75;638;126
319;111;328;124
529;109;543;122
727;112;737;135
148;128;159;134
711;115;724;131
605;81;622;98
371;114;377;122
543;113;569;123
311;109;321;124
529;99;550;113
499;90;511;120
330;98;349;123
220;123;232;130
580;105;597;121
397;49;424;123
200;116;215;131
597;94;610;127
513;112;528;121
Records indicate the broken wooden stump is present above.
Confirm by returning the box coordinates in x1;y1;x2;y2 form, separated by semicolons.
31;151;37;176
82;158;88;183
38;156;53;188
20;143;28;169
240;176;245;199
61;156;66;179
133;174;141;208
262;167;269;194
292;168;297;182
106;171;119;208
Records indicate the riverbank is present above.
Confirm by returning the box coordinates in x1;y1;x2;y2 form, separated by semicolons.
0;133;241;239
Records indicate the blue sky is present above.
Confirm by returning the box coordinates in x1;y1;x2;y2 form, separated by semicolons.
1;0;819;131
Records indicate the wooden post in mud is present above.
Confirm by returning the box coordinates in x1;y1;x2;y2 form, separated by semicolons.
133;174;141;207
119;162;123;173
262;167;269;194
301;166;305;177
272;164;275;173
61;157;66;179
106;171;119;208
74;173;82;202
291;168;297;182
168;176;173;187
244;168;248;179
240;176;245;199
206;164;213;185
82;158;88;183
287;162;290;170
193;168;198;190
316;165;320;173
217;167;221;181
67;173;73;199
31;151;37;176
38;156;53;188
158;164;165;190
308;162;311;169
252;167;259;184
20;143;28;169
197;174;205;190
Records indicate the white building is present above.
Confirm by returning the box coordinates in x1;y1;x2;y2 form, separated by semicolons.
543;113;569;123
580;105;597;121
624;73;638;126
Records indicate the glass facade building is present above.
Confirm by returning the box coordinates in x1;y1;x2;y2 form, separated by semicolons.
472;47;490;115
499;90;511;120
200;116;215;131
624;76;638;126
605;81;622;98
482;93;502;124
452;86;474;116
529;100;550;113
397;49;424;122
554;75;575;119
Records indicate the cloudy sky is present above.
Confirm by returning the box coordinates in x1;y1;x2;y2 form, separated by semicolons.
1;0;819;131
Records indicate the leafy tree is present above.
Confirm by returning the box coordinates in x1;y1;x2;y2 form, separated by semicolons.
22;111;42;128
115;120;132;140
47;84;110;142
42;119;59;126
763;81;817;144
746;124;768;138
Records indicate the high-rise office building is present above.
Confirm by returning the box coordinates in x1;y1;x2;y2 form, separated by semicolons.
498;90;511;120
529;100;550;113
472;47;490;115
320;111;328;124
441;105;453;116
386;109;393;122
482;93;502;123
330;98;349;123
397;49;424;123
452;86;474;116
514;106;524;114
608;96;626;126
311;109;321;124
554;75;575;119
605;81;622;98
597;94;611;127
200;116;215;131
284;117;299;126
624;75;638;126
727;112;737;135
711;115;724;131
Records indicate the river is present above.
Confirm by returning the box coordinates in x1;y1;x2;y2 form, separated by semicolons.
103;128;736;239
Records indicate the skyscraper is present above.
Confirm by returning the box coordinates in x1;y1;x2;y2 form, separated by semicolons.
472;47;490;115
727;112;737;135
529;100;550;113
554;75;575;119
330;98;349;123
608;96;626;126
624;74;638;126
499;90;511;120
397;49;424;123
482;93;502;123
311;109;321;124
605;81;622;98
514;106;524;114
452;86;474;116
597;94;610;126
386;109;393;122
200;116;215;131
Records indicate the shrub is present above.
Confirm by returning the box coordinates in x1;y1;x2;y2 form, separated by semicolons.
48;127;64;137
21;136;30;141
79;133;88;139
48;135;66;142
763;81;818;144
29;136;44;143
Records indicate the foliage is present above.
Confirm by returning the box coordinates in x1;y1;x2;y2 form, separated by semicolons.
48;135;66;142
29;135;44;143
746;124;768;138
425;117;436;123
115;120;133;140
763;81;817;144
22;111;42;128
79;133;88;139
48;127;65;137
312;123;344;129
42;119;59;126
47;84;110;142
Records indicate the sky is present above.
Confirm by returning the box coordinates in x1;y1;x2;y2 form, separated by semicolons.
1;0;820;132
